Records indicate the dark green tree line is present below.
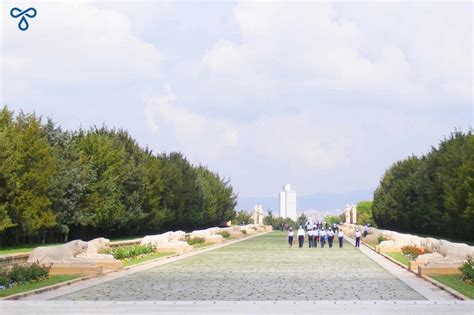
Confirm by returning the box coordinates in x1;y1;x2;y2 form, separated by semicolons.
0;107;237;245
372;131;474;241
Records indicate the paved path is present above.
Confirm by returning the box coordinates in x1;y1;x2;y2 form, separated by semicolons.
2;231;471;314
1;300;473;314
53;232;433;301
344;236;455;300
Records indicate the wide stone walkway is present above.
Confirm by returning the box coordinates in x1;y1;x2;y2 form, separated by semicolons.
56;232;425;301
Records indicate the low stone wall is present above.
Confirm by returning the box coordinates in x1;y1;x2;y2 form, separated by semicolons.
0;253;29;268
342;223;473;277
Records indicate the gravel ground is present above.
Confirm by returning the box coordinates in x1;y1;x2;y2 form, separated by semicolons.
57;232;425;301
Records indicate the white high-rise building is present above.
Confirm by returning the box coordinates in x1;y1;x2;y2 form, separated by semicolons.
279;184;296;220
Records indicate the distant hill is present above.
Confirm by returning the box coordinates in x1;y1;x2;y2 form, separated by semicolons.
236;189;373;213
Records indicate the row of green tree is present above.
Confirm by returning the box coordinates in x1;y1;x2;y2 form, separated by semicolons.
372;131;474;241
0;107;237;246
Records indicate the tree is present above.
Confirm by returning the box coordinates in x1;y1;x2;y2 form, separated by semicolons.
324;214;344;226
233;210;253;225
372;130;474;241
356;201;376;226
296;213;308;228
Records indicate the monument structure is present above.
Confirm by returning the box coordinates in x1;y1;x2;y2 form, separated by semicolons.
253;205;264;225
345;204;357;224
279;184;296;220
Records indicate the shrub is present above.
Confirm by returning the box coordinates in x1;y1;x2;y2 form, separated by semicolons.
459;258;474;285
401;245;424;259
100;244;155;260
187;237;205;245
218;231;230;238
0;263;49;288
377;236;386;244
241;230;247;235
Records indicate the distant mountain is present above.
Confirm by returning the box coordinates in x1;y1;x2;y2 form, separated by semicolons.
236;189;373;213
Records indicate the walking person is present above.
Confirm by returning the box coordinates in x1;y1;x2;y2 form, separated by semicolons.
363;224;368;238
320;228;327;248
355;228;361;248
308;227;314;248
338;229;344;248
297;226;305;248
287;227;294;248
314;227;319;248
327;228;334;248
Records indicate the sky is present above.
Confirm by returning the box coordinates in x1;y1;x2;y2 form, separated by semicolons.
1;0;472;200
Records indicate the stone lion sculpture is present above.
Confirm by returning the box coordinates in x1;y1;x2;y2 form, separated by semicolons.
27;240;89;267
379;232;426;248
77;237;114;260
189;228;224;243
426;241;474;266
141;233;171;247
141;231;192;254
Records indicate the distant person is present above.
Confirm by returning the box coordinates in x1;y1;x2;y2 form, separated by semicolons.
308;227;314;248
355;228;361;248
297;226;305;248
333;223;337;233
314;227;320;248
320;228;327;248
288;227;294;248
338;229;344;248
363;224;368;238
327;228;334;248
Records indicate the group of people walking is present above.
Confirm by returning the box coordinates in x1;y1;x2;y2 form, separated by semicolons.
287;223;345;249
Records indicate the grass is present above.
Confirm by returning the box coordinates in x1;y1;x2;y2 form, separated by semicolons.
0;243;62;256
0;235;145;256
122;252;174;267
0;274;80;298
386;252;410;267
431;275;474;299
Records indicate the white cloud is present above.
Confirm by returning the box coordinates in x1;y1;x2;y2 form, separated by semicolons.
199;2;471;108
2;0;161;96
145;86;352;172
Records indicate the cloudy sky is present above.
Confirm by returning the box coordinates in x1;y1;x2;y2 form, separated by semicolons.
1;1;472;201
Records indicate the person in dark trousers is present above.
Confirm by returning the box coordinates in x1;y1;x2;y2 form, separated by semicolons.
314;227;319;248
363;224;368;238
308;227;314;248
327;228;334;248
287;227;294;248
297;226;305;248
320;228;327;248
338;229;344;248
355;228;361;248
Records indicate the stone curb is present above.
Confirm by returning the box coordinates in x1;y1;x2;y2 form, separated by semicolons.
1;275;95;300
353;236;468;301
4;230;270;301
421;275;470;301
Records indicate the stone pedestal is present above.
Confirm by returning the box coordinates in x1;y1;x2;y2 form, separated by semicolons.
92;260;123;270
49;264;103;276
155;245;193;254
418;265;461;276
375;245;401;253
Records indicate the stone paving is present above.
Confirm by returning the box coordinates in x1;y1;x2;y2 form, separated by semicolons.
57;232;425;301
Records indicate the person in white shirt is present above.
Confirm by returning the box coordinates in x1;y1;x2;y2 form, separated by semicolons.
308;228;314;248
297;226;305;248
287;227;294;248
338;230;344;248
363;224;369;238
355;229;361;248
319;228;327;248
327;228;335;248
